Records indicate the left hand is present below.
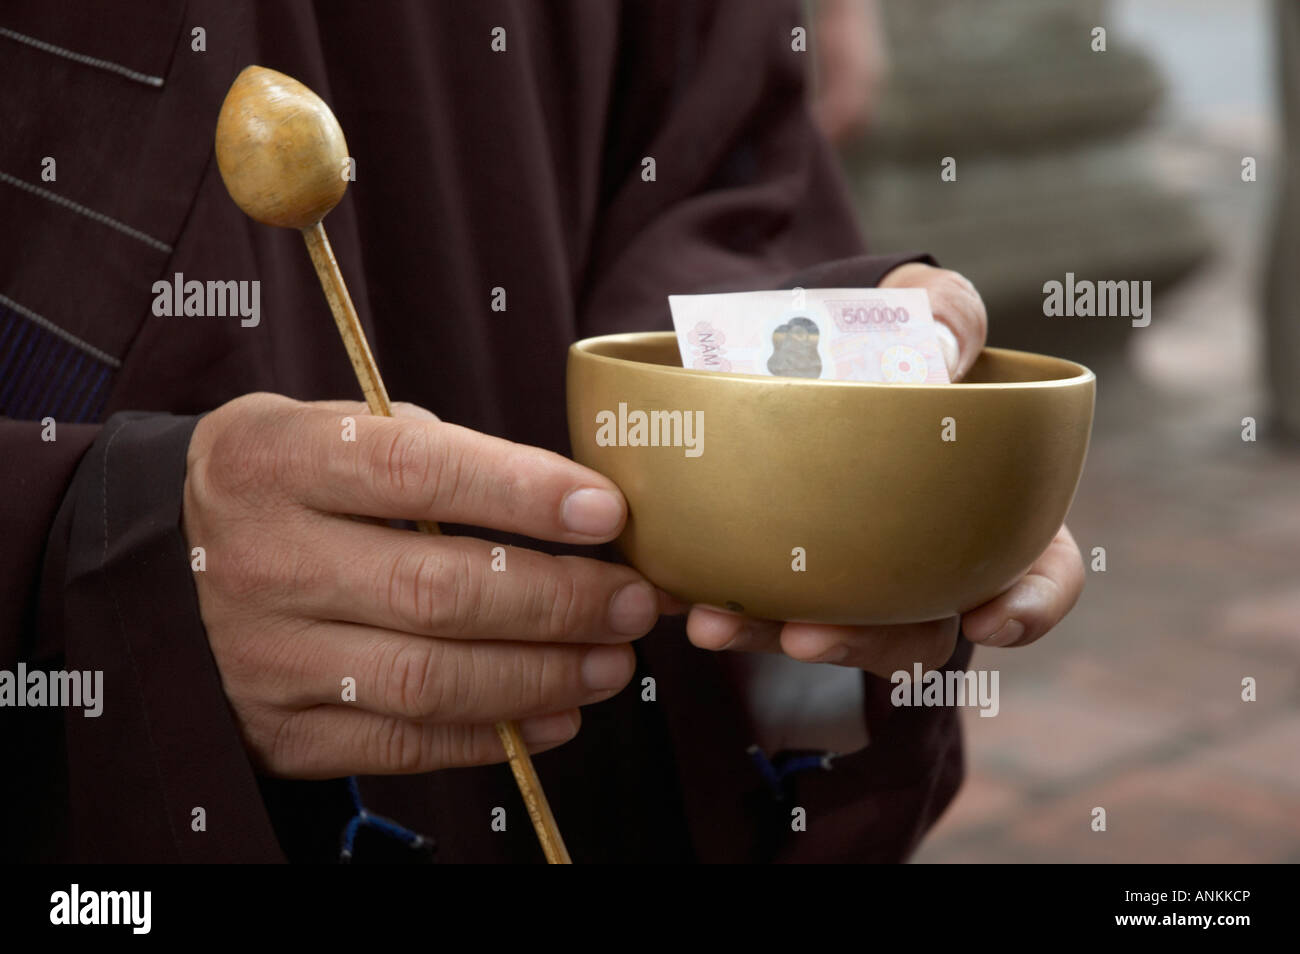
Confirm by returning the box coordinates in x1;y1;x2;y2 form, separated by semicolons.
684;264;1086;675
880;261;987;381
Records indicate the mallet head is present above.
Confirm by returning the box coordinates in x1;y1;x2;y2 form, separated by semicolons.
215;65;350;229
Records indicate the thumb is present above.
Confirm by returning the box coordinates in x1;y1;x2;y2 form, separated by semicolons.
935;321;961;380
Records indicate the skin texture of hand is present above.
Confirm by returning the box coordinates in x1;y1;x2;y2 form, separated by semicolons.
184;393;667;779
685;264;1086;676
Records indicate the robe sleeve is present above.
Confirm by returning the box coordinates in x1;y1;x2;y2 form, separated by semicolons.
578;0;931;333
3;412;285;862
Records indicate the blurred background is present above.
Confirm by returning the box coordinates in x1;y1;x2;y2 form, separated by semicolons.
813;0;1300;862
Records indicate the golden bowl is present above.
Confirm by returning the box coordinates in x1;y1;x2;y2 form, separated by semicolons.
567;332;1094;625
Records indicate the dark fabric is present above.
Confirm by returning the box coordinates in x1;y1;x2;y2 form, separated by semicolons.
1;0;966;863
0;304;115;424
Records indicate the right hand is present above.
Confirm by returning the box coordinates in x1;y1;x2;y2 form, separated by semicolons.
182;393;664;779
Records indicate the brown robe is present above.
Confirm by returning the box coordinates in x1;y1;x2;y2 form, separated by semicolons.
0;0;970;862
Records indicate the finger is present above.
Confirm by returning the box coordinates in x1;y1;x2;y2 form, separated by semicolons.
256;706;581;779
961;524;1084;648
244;406;628;543
878;264;987;380
252;621;637;723
391;402;441;423
293;403;441;530
934;322;961;380
927;273;987;381
686;606;783;654
281;517;659;642
657;588;689;616
306;399;441;422
778;616;960;677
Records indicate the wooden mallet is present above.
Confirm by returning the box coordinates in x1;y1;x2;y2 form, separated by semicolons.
214;65;572;864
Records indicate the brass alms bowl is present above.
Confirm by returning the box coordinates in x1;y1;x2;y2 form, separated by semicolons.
567;332;1094;625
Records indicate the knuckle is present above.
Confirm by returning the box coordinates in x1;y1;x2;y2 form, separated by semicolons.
183;456;220;541
241;703;303;776
451;644;484;717
435;442;477;512
508;646;552;712
450;726;494;768
205;425;271;498
204;396;300;498
374;716;426;773
373;423;434;498
262;710;301;773
386;641;444;718
539;563;584;639
385;548;471;634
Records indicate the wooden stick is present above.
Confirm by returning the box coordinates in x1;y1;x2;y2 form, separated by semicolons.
302;221;572;864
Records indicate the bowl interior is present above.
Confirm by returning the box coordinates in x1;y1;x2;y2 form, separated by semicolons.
572;332;1091;388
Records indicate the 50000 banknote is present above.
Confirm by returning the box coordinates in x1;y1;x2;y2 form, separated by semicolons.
668;288;950;385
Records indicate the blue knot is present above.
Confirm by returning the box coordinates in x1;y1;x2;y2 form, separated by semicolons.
747;745;837;801
338;776;434;862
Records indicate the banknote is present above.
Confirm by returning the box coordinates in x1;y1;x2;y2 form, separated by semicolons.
668;288;950;384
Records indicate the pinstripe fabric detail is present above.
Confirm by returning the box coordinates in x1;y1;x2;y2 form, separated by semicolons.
0;26;165;87
0;304;114;423
0;292;121;367
0;172;173;253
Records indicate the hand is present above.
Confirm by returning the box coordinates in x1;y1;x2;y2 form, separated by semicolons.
878;261;987;381
183;393;664;779
686;524;1085;676
686;266;1084;675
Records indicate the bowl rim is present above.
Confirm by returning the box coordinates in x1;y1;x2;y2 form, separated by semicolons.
571;332;1095;391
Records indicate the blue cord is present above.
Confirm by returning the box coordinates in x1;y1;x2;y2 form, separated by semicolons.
747;745;837;801
338;775;433;862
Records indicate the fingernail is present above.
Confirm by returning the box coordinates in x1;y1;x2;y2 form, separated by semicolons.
608;582;657;635
717;624;753;652
519;712;579;745
690;611;744;650
582;645;633;691
561;488;624;537
982;619;1024;647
